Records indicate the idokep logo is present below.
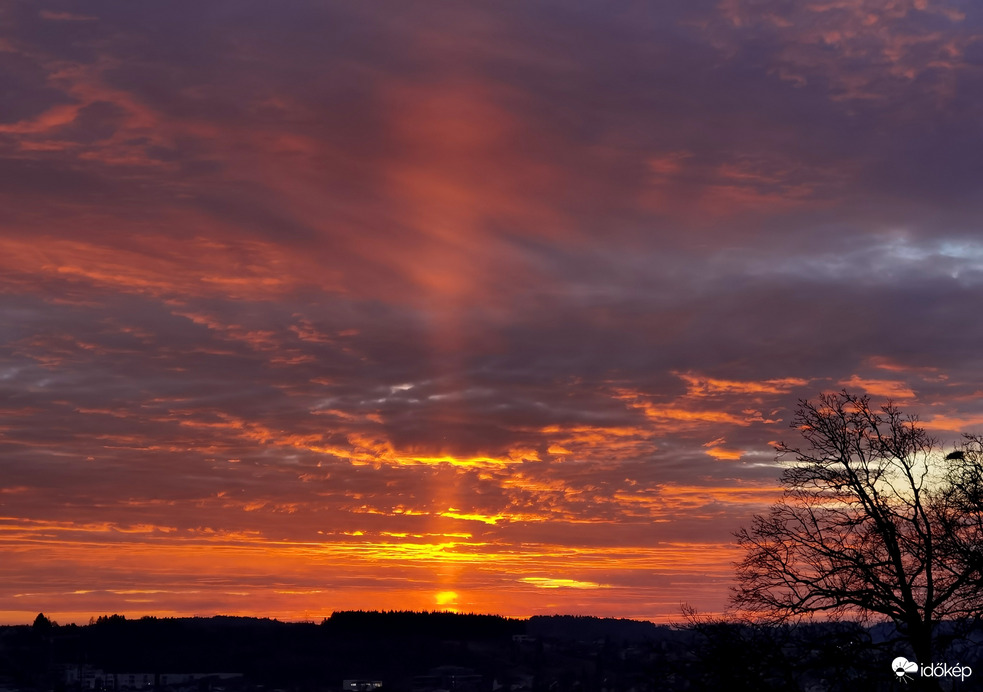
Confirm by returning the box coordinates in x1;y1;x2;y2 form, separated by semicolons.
892;656;973;683
892;657;918;682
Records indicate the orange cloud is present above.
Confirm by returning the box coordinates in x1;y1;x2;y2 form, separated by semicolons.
717;0;973;103
866;356;947;380
0;235;331;301
612;484;782;519
704;446;744;461
923;413;983;433
607;373;802;438
617;395;753;427
643;149;832;219
839;374;915;399
537;424;657;463
678;372;809;396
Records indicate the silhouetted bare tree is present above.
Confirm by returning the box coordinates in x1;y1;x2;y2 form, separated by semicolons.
733;391;983;678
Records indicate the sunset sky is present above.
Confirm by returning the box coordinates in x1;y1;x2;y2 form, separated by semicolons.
2;0;983;625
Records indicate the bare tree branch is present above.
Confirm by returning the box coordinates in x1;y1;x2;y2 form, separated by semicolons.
733;391;983;669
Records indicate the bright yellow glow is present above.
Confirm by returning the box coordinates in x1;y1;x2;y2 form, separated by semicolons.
434;590;459;605
438;511;507;524
520;578;608;589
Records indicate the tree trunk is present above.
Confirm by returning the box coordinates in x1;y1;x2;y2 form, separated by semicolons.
910;625;942;692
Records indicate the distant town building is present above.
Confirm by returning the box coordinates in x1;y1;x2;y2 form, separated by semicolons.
412;666;484;692
63;667;242;691
64;665;110;690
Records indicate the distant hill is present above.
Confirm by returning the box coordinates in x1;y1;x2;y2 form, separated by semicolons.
526;615;671;643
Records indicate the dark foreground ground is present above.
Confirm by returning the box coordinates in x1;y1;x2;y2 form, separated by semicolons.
3;612;982;692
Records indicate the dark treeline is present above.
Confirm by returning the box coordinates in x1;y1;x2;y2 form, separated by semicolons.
3;612;983;692
324;610;524;638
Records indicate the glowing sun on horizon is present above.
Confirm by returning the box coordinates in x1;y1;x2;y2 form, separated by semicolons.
434;590;459;608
